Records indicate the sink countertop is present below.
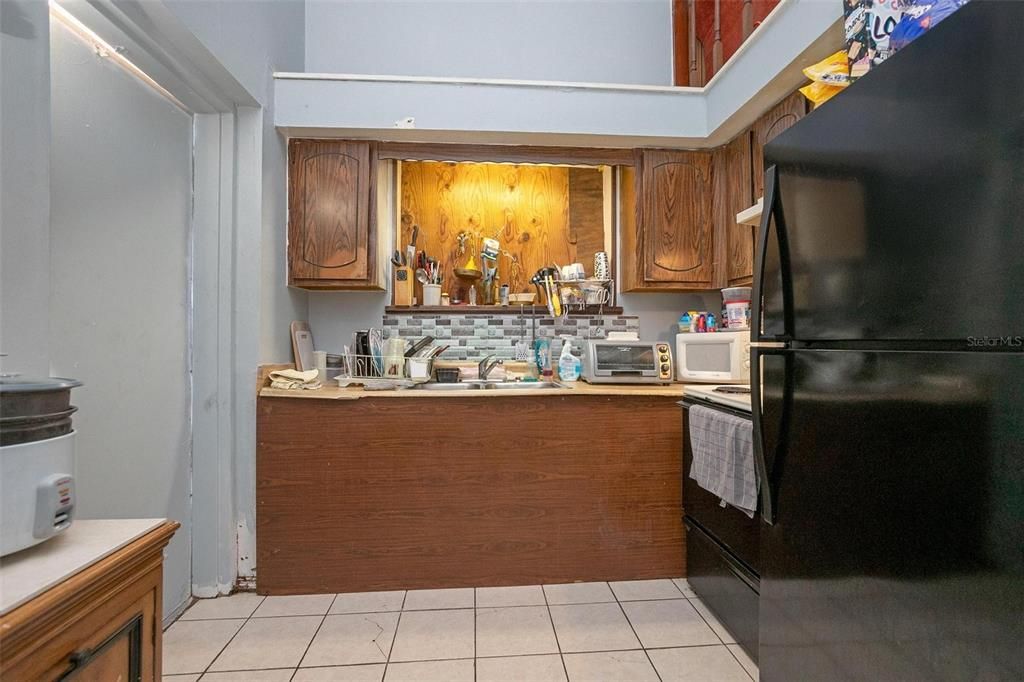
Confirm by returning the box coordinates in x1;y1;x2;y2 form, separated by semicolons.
259;381;687;400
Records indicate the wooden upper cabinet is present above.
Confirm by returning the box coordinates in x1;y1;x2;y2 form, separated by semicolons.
621;90;805;292
714;132;755;287
638;149;715;288
751;92;807;198
288;139;381;289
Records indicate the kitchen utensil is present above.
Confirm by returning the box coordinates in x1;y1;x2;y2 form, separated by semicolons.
290;321;314;371
530;266;560;306
415;268;430;284
405;335;435;358
391;250;405;267
406;225;419;266
547;276;562;317
422;344;449;359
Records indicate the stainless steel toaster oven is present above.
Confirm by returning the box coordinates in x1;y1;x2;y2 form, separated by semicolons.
581;339;673;384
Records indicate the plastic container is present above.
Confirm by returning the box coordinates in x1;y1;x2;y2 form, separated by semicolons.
406;357;434;381
722;287;752;330
558;338;580;382
435;367;460;383
534;338;552;378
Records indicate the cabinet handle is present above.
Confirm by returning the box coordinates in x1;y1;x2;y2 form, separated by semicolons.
57;613;143;681
57;647;93;679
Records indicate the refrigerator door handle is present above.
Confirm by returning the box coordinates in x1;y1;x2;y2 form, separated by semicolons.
750;164;793;526
750;165;794;343
751;166;774;344
750;347;774;524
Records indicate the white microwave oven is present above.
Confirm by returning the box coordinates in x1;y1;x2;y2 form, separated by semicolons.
675;330;750;383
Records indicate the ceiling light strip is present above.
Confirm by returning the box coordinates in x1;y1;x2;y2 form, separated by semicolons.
48;1;188;113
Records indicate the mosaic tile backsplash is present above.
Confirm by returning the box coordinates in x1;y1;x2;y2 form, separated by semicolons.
383;312;641;361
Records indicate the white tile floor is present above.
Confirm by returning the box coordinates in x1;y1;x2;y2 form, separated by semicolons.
163;579;757;681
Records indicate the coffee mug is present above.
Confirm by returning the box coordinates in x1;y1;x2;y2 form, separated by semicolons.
560;263;586;281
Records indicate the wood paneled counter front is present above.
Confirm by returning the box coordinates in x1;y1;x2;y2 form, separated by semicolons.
257;384;685;594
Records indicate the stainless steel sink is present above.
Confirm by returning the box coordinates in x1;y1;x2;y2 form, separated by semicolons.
410;382;480;391
480;381;567;390
411;381;568;391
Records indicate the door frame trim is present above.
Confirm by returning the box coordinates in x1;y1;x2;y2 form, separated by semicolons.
63;0;264;610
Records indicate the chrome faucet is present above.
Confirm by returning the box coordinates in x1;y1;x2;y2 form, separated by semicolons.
478;354;503;380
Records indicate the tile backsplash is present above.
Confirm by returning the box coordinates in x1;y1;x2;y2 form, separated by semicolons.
383;312;640;361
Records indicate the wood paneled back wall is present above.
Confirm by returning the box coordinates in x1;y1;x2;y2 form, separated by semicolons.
398;161;607;301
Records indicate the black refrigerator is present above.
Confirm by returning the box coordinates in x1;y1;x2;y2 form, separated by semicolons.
751;2;1024;680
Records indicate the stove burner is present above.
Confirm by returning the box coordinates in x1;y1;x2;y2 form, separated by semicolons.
713;386;751;395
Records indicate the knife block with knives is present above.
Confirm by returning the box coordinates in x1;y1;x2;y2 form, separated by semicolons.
393;266;413;306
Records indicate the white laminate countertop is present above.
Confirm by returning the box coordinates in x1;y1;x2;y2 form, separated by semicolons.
0;518;166;615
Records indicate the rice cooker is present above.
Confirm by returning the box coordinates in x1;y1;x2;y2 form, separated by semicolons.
0;375;81;556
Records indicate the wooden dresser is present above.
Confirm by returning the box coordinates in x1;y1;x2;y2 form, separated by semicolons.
0;519;179;680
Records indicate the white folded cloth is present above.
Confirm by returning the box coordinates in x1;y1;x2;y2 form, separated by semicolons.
269;368;322;390
688;404;759;518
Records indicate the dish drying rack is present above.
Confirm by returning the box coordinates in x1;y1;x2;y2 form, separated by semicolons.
555;278;613;308
337;352;432;390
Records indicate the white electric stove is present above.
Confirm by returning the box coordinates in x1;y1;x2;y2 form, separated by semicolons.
681;384;752;412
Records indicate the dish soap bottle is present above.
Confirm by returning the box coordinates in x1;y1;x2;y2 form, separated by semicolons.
558;337;580;382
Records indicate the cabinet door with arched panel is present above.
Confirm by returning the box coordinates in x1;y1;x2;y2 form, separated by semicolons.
288;139;380;289
640;149;715;288
752;92;807;199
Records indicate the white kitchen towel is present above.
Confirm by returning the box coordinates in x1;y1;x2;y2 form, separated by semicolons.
688;405;759;518
268;368;322;390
